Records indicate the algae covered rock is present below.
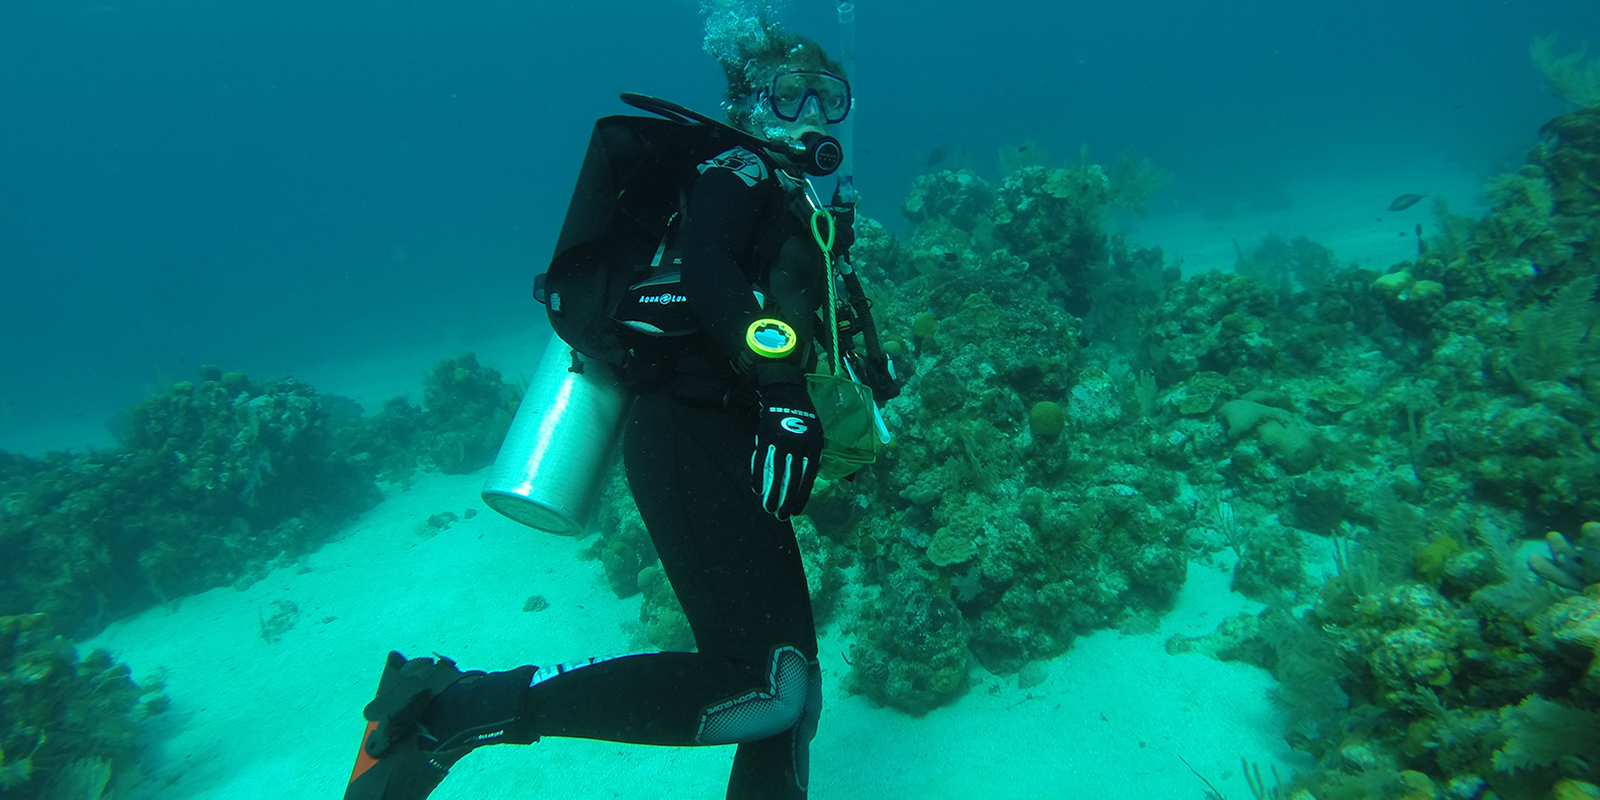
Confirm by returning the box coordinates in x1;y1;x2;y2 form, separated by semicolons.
1140;271;1283;385
847;592;969;715
419;352;521;474
3;367;382;635
0;614;160;799
1027;401;1066;439
1372;270;1448;332
587;461;658;598
637;565;693;652
1064;369;1121;432
1217;398;1321;474
902;169;993;230
990;165;1114;316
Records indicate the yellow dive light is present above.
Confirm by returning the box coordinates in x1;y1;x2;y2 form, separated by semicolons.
746;318;798;358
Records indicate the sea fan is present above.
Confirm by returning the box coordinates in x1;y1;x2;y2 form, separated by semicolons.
1492;695;1600;774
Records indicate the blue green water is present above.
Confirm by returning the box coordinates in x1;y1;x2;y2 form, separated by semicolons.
5;3;1600;798
2;0;1593;454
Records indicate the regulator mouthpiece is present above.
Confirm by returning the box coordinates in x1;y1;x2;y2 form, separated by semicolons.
799;131;843;176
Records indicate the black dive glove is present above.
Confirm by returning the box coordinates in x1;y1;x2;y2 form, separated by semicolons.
750;382;823;521
854;351;903;403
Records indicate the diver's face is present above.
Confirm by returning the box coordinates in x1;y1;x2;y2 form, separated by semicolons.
774;99;829;139
744;93;827;147
746;68;848;147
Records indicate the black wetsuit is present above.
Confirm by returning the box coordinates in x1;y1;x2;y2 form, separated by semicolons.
518;146;829;797
351;146;834;800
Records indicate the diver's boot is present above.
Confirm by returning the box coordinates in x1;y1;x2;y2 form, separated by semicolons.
344;651;539;800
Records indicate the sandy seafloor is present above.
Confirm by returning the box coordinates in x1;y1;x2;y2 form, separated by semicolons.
71;163;1500;799
88;468;1293;800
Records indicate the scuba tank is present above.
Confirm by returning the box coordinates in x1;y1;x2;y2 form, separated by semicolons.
481;335;632;535
481;96;754;535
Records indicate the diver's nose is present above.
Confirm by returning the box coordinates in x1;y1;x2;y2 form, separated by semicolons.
796;94;826;124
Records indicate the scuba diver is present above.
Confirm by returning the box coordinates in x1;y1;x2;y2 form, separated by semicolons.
344;29;898;800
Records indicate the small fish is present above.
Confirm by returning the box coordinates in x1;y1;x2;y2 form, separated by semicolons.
926;144;951;167
1388;193;1427;211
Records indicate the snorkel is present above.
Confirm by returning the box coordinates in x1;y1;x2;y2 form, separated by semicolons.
827;0;896;413
832;0;858;203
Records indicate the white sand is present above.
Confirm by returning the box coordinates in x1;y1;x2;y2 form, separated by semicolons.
291;326;552;420
87;467;1303;800
1126;165;1491;280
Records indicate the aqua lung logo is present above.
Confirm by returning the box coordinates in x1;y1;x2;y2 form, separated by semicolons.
638;291;687;305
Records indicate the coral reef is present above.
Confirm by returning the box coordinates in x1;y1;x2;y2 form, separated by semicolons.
585;461;657;598
1234;232;1343;301
1;369;382;637
0;352;530;797
1532;522;1600;591
0;613;163;799
329;351;522;484
1172;520;1600;800
1531;35;1600;109
743;100;1600;797
898;151;1176;327
802;168;1194;704
847;591;969;715
418;352;522;474
4;46;1598;800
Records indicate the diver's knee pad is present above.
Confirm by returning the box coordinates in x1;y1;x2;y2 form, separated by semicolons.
695;647;813;744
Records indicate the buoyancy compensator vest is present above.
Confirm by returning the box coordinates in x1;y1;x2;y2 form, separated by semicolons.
485;95;794;534
533;94;848;384
485;95;891;534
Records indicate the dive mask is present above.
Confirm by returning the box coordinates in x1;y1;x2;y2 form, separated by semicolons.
768;70;851;124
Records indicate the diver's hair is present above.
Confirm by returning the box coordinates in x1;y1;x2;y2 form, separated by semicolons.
721;32;846;130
